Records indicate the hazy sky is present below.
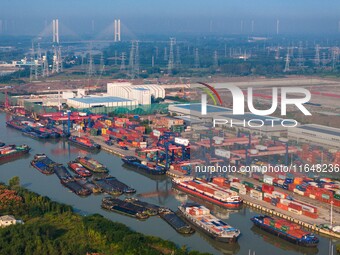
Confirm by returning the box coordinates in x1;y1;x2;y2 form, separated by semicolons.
1;0;340;36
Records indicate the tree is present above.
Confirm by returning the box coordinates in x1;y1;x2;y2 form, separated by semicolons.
8;176;20;188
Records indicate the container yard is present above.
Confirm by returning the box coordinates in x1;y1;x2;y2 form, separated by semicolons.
1;97;340;254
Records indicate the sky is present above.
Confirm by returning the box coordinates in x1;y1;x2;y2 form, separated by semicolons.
1;0;340;36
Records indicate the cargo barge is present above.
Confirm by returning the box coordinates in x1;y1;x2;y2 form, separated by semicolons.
30;154;56;175
251;215;319;247
178;203;240;243
53;164;73;180
75;156;108;173
35;127;60;139
6;120;26;131
68;161;92;177
68;136;101;151
159;209;195;235
101;197;149;219
172;177;243;209
122;156;166;175
124;198;162;216
22;129;50;139
93;176;136;195
73;176;102;193
0;144;30;163
60;178;92;196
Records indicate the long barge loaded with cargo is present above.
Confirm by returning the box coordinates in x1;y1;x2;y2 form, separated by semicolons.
68;161;92;177
178;203;241;243
251;215;319;247
0;144;30;163
68;136;101;151
159;209;195;235
75;157;108;173
101;197;149;219
172;177;243;209
30;154;56;175
93;176;136;195
122;156;166;175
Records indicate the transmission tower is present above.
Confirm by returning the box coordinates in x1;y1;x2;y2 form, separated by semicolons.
314;44;320;67
100;52;104;70
194;48;200;69
298;41;304;68
164;47;168;61
168;37;175;73
42;54;49;77
175;46;181;68
87;49;94;77
129;41;135;77
120;52;126;71
284;48;290;72
213;50;218;68
134;41;140;78
58;46;63;72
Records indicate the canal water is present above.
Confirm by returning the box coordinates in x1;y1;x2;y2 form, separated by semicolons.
0;113;337;255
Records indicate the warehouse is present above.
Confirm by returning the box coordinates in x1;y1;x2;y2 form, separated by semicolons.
67;96;138;109
106;81;165;103
288;124;340;149
168;103;231;118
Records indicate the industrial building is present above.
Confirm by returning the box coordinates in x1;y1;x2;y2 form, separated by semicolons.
107;81;165;105
288;124;340;149
67;96;138;109
168;103;231;118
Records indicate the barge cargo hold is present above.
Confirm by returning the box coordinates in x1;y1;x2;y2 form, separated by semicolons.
53;164;73;180
101;197;149;219
60;178;92;196
251;215;319;247
124;198;162;216
30;154;56;175
22;130;49;139
68;161;92;177
0;144;30;163
122;156;166;175
73;176;102;193
68;136;101;151
178;203;240;243
75;156;108;173
159;209;195;235
172;177;243;209
93;176;136;195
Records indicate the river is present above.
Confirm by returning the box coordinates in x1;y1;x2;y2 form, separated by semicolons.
0;113;337;255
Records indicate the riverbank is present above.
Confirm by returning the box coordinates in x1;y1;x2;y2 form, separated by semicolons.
0;179;206;255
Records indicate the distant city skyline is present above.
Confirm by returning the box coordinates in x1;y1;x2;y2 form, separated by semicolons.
1;0;340;36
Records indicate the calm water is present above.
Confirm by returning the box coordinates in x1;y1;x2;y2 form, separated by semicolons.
0;113;337;255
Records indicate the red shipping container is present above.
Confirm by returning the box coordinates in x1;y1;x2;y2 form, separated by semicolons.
289;203;302;211
302;211;318;219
